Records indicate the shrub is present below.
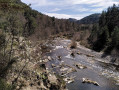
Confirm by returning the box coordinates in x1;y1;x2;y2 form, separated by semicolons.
0;79;13;90
70;40;77;49
0;32;5;50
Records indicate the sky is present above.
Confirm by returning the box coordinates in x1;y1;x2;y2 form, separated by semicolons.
21;0;119;20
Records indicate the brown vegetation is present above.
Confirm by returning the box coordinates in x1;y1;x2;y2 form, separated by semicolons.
70;40;77;49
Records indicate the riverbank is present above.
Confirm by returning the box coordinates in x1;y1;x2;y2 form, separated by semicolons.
0;37;66;90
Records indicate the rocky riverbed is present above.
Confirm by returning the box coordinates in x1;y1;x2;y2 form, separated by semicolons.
3;37;119;90
3;37;66;90
46;38;119;90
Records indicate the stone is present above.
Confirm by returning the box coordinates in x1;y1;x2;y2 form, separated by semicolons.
51;64;56;68
60;67;69;72
72;68;77;72
77;52;81;55
48;56;52;60
75;63;87;69
64;77;74;84
70;52;75;57
86;54;94;57
82;78;99;86
58;56;61;60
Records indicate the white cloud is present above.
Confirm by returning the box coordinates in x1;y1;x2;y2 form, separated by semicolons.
67;0;103;5
44;12;87;20
73;7;89;12
21;0;119;7
21;0;55;6
21;0;119;19
44;12;71;19
91;0;119;8
67;0;119;6
79;8;89;12
50;8;61;12
90;8;103;12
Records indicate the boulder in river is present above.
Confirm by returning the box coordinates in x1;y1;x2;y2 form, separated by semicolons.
51;64;56;68
64;77;75;84
75;63;87;69
60;67;69;72
86;54;94;57
77;51;81;55
71;67;77;72
70;52;75;57
48;56;52;61
57;56;62;60
82;78;99;86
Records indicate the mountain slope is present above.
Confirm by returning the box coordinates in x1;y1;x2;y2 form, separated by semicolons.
68;14;101;24
77;13;101;24
68;18;77;22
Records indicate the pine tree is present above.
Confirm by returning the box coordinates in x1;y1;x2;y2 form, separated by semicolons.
111;26;119;47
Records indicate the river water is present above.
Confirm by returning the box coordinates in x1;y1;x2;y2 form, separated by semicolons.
46;38;119;90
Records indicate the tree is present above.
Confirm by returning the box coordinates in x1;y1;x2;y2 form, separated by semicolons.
92;4;119;52
99;11;106;28
88;24;99;43
111;26;119;47
93;26;109;51
0;31;5;50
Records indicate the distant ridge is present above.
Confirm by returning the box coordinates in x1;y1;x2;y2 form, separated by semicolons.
68;13;101;24
68;18;77;22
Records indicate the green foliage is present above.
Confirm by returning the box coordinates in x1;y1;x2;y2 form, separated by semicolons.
93;25;109;51
0;0;79;39
99;11;106;28
102;26;109;43
23;9;38;36
51;16;55;22
78;13;100;24
99;4;119;36
91;4;119;52
0;79;13;90
24;9;38;18
88;24;99;43
0;0;21;4
28;16;37;35
111;26;119;48
0;31;5;50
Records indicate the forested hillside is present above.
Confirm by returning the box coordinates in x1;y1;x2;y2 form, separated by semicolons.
68;14;100;24
0;0;81;40
89;4;119;55
77;14;101;24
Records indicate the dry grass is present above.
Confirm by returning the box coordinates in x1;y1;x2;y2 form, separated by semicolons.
70;40;77;49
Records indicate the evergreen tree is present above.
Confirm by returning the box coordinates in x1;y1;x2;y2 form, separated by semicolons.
111;26;119;47
92;4;119;51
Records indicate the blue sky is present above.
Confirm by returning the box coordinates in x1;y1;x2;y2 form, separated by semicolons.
21;0;119;20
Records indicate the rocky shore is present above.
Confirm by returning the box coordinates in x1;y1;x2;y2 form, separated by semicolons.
3;37;66;90
2;37;119;90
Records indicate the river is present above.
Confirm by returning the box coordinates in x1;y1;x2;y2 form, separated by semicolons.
46;38;119;90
